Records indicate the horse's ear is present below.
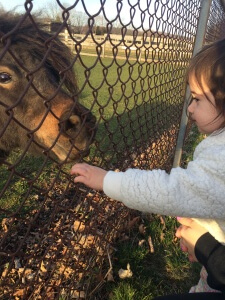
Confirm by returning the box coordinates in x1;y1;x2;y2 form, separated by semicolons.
0;149;10;164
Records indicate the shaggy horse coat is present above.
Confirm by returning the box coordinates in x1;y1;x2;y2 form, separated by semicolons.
0;12;96;163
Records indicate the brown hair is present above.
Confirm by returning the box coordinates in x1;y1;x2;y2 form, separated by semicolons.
0;12;78;95
187;38;225;127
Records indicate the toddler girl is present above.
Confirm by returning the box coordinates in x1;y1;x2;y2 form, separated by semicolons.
71;38;225;294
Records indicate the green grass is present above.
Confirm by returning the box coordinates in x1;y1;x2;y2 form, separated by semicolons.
0;55;199;299
98;126;205;300
101;215;201;300
0;151;71;214
74;56;185;165
75;55;182;117
0;56;184;211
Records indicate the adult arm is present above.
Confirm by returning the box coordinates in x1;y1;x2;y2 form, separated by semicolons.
195;232;225;293
176;218;225;293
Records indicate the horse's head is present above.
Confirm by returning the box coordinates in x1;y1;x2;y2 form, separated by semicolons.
0;12;97;163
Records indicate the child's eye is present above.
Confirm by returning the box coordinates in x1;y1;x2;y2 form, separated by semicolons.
188;96;200;107
191;96;199;103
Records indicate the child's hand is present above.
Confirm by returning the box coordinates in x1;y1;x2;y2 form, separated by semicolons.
176;218;208;262
70;163;107;191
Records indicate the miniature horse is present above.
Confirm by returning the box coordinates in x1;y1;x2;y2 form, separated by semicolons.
0;12;96;163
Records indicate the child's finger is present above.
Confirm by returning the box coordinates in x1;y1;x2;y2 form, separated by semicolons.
175;225;182;238
71;163;89;175
175;224;188;238
74;175;87;184
180;241;188;252
176;217;193;227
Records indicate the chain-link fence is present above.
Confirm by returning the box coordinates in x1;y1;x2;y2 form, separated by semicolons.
0;0;225;299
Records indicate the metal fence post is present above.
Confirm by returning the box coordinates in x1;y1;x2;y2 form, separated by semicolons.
172;0;212;168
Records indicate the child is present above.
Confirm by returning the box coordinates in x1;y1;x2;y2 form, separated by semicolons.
71;38;225;293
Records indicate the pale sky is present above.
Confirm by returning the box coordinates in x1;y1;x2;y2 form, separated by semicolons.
1;0;107;15
0;0;160;30
0;0;189;33
1;0;127;20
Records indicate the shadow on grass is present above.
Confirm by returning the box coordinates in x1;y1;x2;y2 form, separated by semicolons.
0;99;202;300
89;99;183;170
0;98;183;214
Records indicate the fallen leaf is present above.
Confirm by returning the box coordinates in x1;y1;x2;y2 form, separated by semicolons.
138;239;146;247
13;289;25;297
73;220;86;233
40;261;47;273
128;216;140;229
107;269;114;282
159;215;166;229
160;232;165;241
46;287;55;300
1;268;8;278
1;218;9;232
71;290;85;298
118;263;133;279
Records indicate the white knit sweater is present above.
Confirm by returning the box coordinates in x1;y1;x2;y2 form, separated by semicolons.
103;130;225;244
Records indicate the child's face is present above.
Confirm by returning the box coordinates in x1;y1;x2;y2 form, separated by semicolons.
188;76;225;134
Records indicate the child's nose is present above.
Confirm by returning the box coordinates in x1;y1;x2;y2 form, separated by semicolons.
188;101;195;113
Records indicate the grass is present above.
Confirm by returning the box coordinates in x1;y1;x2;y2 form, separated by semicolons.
0;55;201;299
0;55;184;211
75;55;183;117
102;215;201;300
98;125;205;300
74;55;185;165
0;151;71;214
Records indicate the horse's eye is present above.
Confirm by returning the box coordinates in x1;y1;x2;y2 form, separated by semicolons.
0;72;12;84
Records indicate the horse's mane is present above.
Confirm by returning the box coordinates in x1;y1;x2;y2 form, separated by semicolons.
0;12;78;95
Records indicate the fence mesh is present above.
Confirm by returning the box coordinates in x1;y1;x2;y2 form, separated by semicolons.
205;0;225;43
0;0;225;299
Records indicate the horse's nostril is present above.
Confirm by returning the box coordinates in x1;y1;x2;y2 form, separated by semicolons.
69;115;81;127
65;115;81;133
59;114;81;134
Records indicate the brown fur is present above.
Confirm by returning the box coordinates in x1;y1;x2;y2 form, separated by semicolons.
0;12;96;163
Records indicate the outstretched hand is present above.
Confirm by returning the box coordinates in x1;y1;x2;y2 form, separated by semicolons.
176;218;208;262
70;163;107;191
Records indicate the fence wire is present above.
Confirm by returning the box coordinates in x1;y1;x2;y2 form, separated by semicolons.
0;0;224;299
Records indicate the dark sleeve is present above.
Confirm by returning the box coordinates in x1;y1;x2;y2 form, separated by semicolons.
195;232;225;293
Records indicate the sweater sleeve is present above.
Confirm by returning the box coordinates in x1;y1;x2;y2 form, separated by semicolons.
195;233;225;293
103;137;225;220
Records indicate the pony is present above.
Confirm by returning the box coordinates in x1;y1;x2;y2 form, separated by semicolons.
0;12;96;163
